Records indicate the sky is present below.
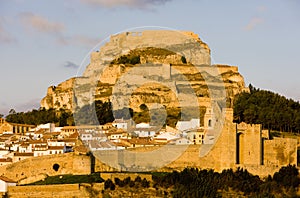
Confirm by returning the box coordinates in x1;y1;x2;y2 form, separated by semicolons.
0;0;299;115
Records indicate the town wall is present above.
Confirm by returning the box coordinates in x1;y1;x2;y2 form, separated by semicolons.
0;153;91;183
237;123;262;166
7;183;102;198
264;137;297;166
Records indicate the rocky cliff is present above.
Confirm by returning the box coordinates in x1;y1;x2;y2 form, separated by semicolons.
41;30;248;113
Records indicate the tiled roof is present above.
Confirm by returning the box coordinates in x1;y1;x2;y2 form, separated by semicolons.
0;158;12;162
14;152;34;157
0;175;17;183
48;146;64;150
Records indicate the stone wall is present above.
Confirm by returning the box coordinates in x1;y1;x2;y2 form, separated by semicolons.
0;153;91;183
264;137;297;166
7;183;102;198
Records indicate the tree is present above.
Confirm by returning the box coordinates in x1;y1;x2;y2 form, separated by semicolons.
181;56;187;64
9;109;16;115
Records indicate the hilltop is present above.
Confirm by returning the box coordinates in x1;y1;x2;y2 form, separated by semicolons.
40;30;248;115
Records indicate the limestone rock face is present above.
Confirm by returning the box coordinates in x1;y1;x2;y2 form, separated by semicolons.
40;78;76;110
40;30;247;112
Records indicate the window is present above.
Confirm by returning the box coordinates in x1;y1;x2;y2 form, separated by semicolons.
208;120;212;127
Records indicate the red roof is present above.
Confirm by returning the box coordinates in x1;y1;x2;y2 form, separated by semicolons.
48;146;64;150
14;152;34;157
0;176;17;183
0;158;12;162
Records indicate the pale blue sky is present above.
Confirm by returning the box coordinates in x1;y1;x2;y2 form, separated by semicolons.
0;0;299;114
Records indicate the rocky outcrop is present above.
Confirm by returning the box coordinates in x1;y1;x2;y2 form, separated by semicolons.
40;30;248;112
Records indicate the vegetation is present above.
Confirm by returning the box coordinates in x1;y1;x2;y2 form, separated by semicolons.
26;173;104;185
5;108;74;126
74;100;114;125
181;56;187;64
103;176;150;191
152;165;300;197
111;54;140;65
234;84;300;132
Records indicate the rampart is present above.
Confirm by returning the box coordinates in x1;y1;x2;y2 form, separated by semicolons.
0;153;91;183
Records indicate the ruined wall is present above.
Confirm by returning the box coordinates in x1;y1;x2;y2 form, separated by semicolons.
264;137;297;166
7;184;100;198
160;120;237;172
0;153;91;183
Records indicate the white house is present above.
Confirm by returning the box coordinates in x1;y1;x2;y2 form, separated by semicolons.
136;123;150;128
80;132;93;141
169;137;192;145
112;118;133;130
0;176;17;193
176;118;200;132
154;132;179;141
0;148;9;158
133;127;157;138
48;146;65;155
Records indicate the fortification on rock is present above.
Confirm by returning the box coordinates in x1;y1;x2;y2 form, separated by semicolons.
41;30;247;111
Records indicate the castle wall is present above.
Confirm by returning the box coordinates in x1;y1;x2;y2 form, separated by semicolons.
264;137;297;166
237;123;262;166
0;153;91;183
7;183;98;198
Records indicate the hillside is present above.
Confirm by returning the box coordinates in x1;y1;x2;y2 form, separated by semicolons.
40;30;248;117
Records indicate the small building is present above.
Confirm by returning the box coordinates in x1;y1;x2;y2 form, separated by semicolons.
48;146;65;155
112;118;133;130
0;158;12;166
0;176;17;193
169;137;192;145
176;119;200;132
0;118;35;134
0;148;9;157
80;132;93;141
13;152;34;163
132;127;158;138
186;129;205;145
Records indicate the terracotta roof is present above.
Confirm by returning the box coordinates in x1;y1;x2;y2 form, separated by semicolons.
29;140;47;144
34;129;45;134
34;145;48;148
68;132;79;138
0;158;12;162
59;138;77;142
0;175;17;183
14;152;34;157
0;134;14;139
48;146;64;150
125;138;154;145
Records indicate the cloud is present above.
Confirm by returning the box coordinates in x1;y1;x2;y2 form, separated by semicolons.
244;17;264;31
257;6;266;12
15;99;40;112
0;18;16;43
63;61;79;69
80;0;172;8
19;12;65;34
57;35;100;47
0;99;40;116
